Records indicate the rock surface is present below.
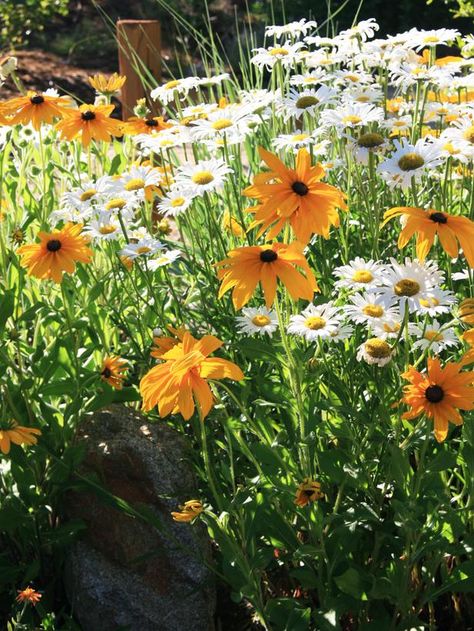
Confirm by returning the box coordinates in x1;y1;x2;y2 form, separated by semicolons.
64;405;215;631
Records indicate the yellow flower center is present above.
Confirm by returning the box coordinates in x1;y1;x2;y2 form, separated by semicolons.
463;126;474;144
352;269;373;283
304;316;326;330
356;95;370;102
394;278;420;297
269;48;289;56
303;77;318;83
105;198;126;210
345;74;360;82
423;36;440;43
296;96;319;109
357;132;385;148
171;197;185;207
211;119;233;130
362;304;384;318
342;115;362;125
136;246;152;254
365;338;391;358
397;152;425;171
424;329;443;341
191;171;214;185
251;314;271;327
124;178;145;191
393;120;407;127
420;297;440;308
154;256;169;265
98;224;117;235
164;80;181;89
383;322;400;333
291;133;309;142
443;142;460;155
80;189;97;201
159;139;174;147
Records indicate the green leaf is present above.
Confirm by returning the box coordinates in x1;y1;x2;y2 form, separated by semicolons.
0;288;15;335
334;568;369;600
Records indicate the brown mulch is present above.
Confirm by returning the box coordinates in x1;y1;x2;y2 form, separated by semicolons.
0;49;107;103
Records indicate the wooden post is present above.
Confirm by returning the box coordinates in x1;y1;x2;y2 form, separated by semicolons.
116;20;161;119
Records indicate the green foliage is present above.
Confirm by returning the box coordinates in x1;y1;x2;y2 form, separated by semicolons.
0;0;70;49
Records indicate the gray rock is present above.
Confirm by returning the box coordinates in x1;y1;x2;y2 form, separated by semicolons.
64;405;215;631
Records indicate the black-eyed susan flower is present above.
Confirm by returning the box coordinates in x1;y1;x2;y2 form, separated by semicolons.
56;103;123;147
401;358;474;442
0;421;41;455
16;586;42;606
295;478;323;507
1;90;68;130
171;500;203;523
125;115;171;135
88;72;126;96
100;356;128;390
17;223;92;283
244;147;347;243
383;206;474;267
140;332;244;420
216;242;318;310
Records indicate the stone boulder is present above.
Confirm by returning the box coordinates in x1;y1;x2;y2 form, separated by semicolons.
64;405;215;631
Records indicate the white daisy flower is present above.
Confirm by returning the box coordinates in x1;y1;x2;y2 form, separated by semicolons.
148;249;181;270
409;320;460;353
390;63;453;90
357;337;393;367
289;69;331;87
61;176;111;213
341;85;383;104
279;85;337;120
332;69;375;86
345;131;388;164
287;302;343;341
250;42;306;70
83;212;122;241
265;19;317;40
418;288;457;317
327;323;354;342
272;132;330;155
371;316;403;339
379;258;443;314
157;186;195;217
345;292;399;328
441;118;474;160
189;107;256;141
320;102;384;130
235;306;278;337
337;19;380;44
406;28;461;52
380;115;412;136
120;237;164;259
150;77;199;104
333;257;385;291
377;138;444;189
175;158;232;196
115;165;162;195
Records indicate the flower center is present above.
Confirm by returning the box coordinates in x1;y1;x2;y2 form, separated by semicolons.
357;132;384;148
145;119;158;127
394;278;420;297
296;96;319;109
30;95;45;105
429;211;447;224
305;316;326;330
102;367;112;378
420;297;439;308
362;304;384;317
356;95;370;102
260;249;278;263
124;178;145;191
81;110;96;121
106;198;126;210
425;384;444;402
211;119;233;130
443;142;460;155
292;181;309;196
171;197;185;207
383;322;400;333
423;36;440;43
463;126;474;144
80;189;97;202
165;80;181;89
397;152;425;171
352;269;373;283
364;338;391;358
269;48;289;56
291;133;309;142
46;239;62;252
342;115;362;125
424;330;443;341
191;171;214;185
345;74;360;82
136;246;152;254
99;225;117;235
252;314;271;327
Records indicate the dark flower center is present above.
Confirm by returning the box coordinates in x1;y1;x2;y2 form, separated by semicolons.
81;110;96;121
145;119;158;127
30;95;45;105
46;239;62;252
357;132;385;148
260;249;278;263
102;367;112;378
292;181;309;196
303;489;314;497
425;384;444;403
429;212;447;224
